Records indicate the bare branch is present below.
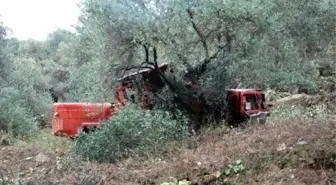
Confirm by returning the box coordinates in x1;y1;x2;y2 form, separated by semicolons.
126;49;135;64
224;26;234;52
200;43;228;69
118;44;135;58
186;8;209;59
169;38;193;69
186;43;228;80
133;40;149;62
153;46;158;64
142;43;149;63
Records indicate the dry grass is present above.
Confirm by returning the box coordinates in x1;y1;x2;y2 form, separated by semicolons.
0;118;335;185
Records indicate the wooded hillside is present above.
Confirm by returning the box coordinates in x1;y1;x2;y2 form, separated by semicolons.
1;0;335;135
0;1;335;184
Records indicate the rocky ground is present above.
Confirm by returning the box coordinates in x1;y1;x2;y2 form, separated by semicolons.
1;117;335;185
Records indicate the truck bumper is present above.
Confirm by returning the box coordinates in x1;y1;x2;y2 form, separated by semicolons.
246;111;270;123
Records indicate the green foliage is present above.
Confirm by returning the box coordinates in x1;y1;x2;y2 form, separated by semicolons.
270;106;306;121
66;59;110;102
73;0;334;112
70;104;189;163
0;20;76;138
31;130;73;153
0;57;50;136
46;28;74;53
223;160;246;176
0;87;39;138
10;57;53;114
0;20;11;84
16;39;48;61
270;104;330;121
1;0;335;135
0;20;44;138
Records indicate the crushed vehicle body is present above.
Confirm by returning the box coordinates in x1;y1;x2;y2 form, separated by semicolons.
51;62;271;137
52;103;115;136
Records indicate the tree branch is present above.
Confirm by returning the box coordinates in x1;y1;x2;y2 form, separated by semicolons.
186;43;228;80
143;44;149;63
186;8;209;59
224;26;233;52
199;44;228;72
134;40;150;64
118;44;135;58
153;46;158;69
169;38;193;69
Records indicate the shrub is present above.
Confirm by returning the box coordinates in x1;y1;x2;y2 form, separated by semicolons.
0;87;39;138
70;104;189;163
269;104;331;121
269;106;306;121
0;57;52;138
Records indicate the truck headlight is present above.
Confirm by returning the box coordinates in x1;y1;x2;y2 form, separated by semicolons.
245;102;251;110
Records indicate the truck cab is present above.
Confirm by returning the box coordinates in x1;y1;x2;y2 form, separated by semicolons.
225;89;270;125
114;63;169;110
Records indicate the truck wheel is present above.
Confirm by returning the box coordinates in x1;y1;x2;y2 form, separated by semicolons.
259;117;267;124
259;113;268;124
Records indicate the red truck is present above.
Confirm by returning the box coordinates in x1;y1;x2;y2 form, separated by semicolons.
51;63;270;137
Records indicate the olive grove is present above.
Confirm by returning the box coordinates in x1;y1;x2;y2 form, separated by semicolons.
0;0;335;137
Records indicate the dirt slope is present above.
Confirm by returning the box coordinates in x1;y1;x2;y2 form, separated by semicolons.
1;118;335;185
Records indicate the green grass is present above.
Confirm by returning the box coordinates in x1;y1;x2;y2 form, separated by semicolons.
30;129;73;153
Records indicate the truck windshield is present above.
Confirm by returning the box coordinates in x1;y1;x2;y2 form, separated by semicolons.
245;94;259;109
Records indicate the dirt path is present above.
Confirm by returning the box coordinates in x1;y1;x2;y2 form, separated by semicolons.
1;118;335;185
